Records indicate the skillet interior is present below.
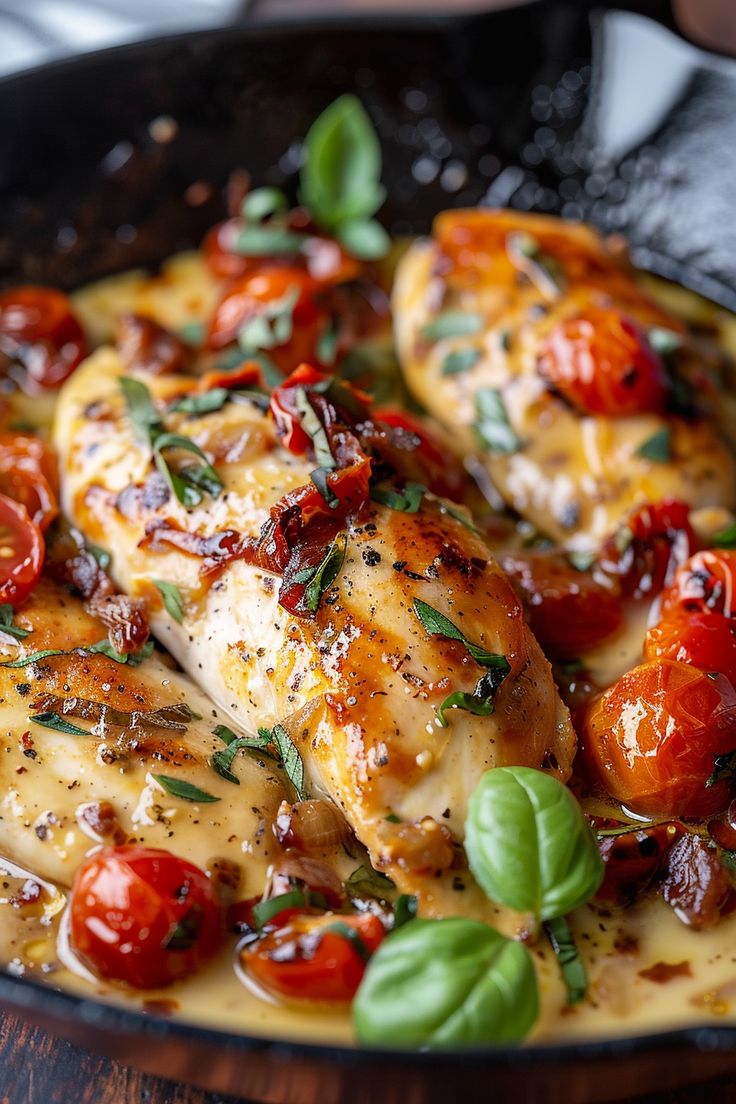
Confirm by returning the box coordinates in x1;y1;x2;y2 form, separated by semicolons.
3;3;736;1100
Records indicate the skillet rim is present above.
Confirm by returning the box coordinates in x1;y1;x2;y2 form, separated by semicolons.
1;1;736;1075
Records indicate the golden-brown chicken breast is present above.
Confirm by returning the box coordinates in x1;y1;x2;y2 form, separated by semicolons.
393;209;736;550
53;348;574;909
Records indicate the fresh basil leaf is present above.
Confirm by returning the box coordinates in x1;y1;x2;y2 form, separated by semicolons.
241;187;288;223
210;732;273;785
544;915;587;1004
154;580;184;624
474;388;520;454
412;599;510;672
152;774;220;804
153;431;223;507
0;604;30;640
714;523;736;549
636;427;671;462
294;387;335;470
270;722;307;800
420;311;484;343
168;389;230;416
2;649;66;668
310;467;339;509
304;534;347;612
393;894;418;930
120;376;162;444
436;690;495;726
233;226;307;257
465;766;604;922
179;320;205;347
648;327;683;357
337;218;390;261
441;348;482;376
300;94;385;230
252;889;306;930
371;481;426;514
353;918;538;1047
346;865;395;900
29;712;88;736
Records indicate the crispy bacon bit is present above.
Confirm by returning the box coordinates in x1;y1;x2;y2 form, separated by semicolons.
661;834;735;929
142;519;242;578
638;960;692;984
117;313;192;376
47;528;150;654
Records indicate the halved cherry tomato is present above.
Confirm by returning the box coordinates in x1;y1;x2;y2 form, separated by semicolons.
240;911;385;1003
644;610;736;687
0;434;58;531
600;499;695;599
499;551;622;658
582;659;736;818
0;286;88;390
371;408;466;502
539;306;668;417
69;845;223;990
661;549;736;621
0;493;43;607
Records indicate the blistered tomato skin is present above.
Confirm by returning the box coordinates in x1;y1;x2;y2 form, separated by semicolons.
644;610;736;688
601;499;695;600
0;493;44;608
240;912;385;1004
0;286;88;390
0;434;59;531
662;549;736;620
69;846;223;989
538;307;668;417
582;659;736;818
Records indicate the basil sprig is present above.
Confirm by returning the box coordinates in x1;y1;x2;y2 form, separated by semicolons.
353;918;538;1047
464;766;604;923
300;94;389;260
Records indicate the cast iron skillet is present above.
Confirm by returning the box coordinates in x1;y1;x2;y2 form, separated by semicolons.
2;3;736;1100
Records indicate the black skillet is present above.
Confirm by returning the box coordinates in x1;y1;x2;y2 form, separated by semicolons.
2;2;736;1100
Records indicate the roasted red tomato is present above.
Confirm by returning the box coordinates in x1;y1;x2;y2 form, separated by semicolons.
539;306;668;417
582;659;736;818
240;911;385;1003
0;286;88;390
499;551;622;658
600;499;695;599
644;610;736;688
0;434;58;531
662;549;736;621
371;408;467;502
595;821;682;906
0;493;43;607
69;845;223;989
203;218;255;280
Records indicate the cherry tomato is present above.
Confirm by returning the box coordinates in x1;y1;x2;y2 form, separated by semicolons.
539;307;668;417
371;408;467;502
0;286;88;390
206;267;326;375
595;821;682;906
500;551;622;658
661;549;736;621
600;499;695;599
69;845;223;989
269;363;329;455
203;218;255;280
0;434;58;531
582;659;736;818
644;610;736;687
203;218;361;286
0;493;43;607
240;911;385;1003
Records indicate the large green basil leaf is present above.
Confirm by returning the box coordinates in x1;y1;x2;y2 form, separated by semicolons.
352;918;537;1048
465;766;604;922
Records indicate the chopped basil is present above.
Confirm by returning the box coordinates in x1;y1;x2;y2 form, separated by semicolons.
238;287;300;354
438;500;480;535
420;311;484;343
164;905;204;951
543;915;587;1004
436;688;496;726
233;226;308;257
594;822;659;838
252;889;306;930
300;95;387;258
636;427;671;462
294;387;335;470
384;813;401;824
268;722;307;800
714;523;736;549
1;649;67;668
568;550;595;573
393;894;418;930
167;389;230;417
316;323;339;367
154;580;184;624
707;749;736;788
310;467;340;509
85;639;154;667
151;774;220;804
0;604;30;641
322;919;371;961
214;723;240;746
441;348;482;376
241;186;288;223
413;599;508;669
506;232;564;296
179;320;205;347
302;534;348;613
120;376;162;444
648;327;683;357
371;481;426;514
474;388;520;454
346;865;395;900
87;543;112;571
29;712;88;736
210;726;272;785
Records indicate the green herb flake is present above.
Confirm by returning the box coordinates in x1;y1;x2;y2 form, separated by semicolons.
154;580;184;624
393;894;418;930
371;481;426;514
321;919;371;961
152;774;220;804
474;388;521;454
252;889;306;931
346;865;395;900
310;467;340;509
1;649;67;668
420;311;484;343
436;689;496;727
87;543;112;571
0;604;30;641
29;712;89;736
303;534;348;613
164;905;204;951
636;427;671;462
316;323;339;367
707;749;736;789
438;501;481;535
153;431;223;508
269;722;307;800
337;218;390;261
168;389;230;417
241;186;288;223
648;327;683;357
233;226;307;257
210;727;272;785
441;348;482;376
568;550;595;573
714;523;736;549
85;639;154;667
120;376;162;444
412;599;508;670
506;232;565;296
543;915;588;1004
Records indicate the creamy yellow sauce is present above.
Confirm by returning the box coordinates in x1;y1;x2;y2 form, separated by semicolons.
3;246;736;1048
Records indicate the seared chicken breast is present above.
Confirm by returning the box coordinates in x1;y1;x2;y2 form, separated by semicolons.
53;348;575;908
393;209;736;550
